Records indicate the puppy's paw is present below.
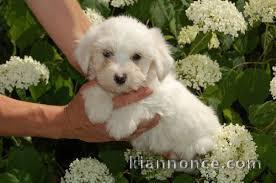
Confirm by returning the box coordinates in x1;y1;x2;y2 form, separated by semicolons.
107;119;138;140
194;137;214;155
82;85;113;123
106;107;141;140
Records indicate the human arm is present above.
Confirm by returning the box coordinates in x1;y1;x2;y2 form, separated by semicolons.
0;0;159;142
26;0;90;73
0;83;159;142
0;95;65;139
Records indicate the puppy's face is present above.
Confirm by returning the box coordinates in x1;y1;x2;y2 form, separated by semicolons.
76;16;173;94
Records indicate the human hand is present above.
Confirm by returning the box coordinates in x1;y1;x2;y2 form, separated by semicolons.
61;80;160;142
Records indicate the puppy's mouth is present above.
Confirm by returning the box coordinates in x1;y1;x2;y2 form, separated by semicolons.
96;77;146;95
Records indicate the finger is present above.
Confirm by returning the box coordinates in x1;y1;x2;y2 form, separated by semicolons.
162;152;175;159
81;136;114;143
82;126;115;142
80;79;97;90
122;114;160;140
113;87;152;108
136;114;160;130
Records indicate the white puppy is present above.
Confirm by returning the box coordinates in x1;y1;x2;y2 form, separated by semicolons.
75;16;221;161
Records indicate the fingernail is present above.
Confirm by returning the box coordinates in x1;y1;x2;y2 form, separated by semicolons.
138;87;152;97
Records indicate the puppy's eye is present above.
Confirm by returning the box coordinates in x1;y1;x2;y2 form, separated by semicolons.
103;50;113;58
131;53;141;62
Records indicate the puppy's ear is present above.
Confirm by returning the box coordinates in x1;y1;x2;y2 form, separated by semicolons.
150;28;174;81
75;29;96;80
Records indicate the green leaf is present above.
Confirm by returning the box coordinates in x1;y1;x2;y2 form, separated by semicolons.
0;173;19;183
237;68;271;110
126;0;154;22
249;101;276;128
246;28;260;53
218;69;239;107
99;150;125;174
233;28;259;55
189;32;212;54
114;173;128;183
173;174;194;183
29;82;49;101
265;147;276;174
235;0;245;11
54;76;74;97
4;0;43;50
150;0;170;28
80;0;110;17
263;173;275;183
270;25;276;37
261;26;274;53
98;148;126;174
15;26;43;52
9;170;33;183
30;41;60;62
219;34;234;51
15;89;27;100
252;133;276;173
244;165;265;183
202;85;223;114
7;146;46;183
223;108;243;125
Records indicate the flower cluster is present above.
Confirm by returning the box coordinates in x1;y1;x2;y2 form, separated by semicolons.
199;124;258;183
0;56;49;94
270;66;276;100
208;32;220;49
101;0;138;7
244;0;276;26
61;157;114;183
83;8;105;25
124;149;174;181
175;54;222;90
178;25;199;45
185;0;247;37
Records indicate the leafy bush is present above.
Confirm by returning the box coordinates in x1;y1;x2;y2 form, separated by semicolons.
0;0;275;182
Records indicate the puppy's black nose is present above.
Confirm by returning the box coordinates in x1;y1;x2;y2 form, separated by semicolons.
114;74;127;85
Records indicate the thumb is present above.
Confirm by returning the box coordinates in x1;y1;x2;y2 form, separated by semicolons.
80;79;97;90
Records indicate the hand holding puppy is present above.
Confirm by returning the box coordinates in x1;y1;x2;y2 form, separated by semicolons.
63;80;160;142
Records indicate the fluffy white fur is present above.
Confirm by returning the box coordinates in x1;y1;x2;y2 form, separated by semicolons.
75;16;221;161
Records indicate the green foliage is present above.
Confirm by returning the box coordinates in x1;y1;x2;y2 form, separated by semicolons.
98;145;126;174
249;101;276;129
0;0;275;182
237;68;271;110
174;174;195;183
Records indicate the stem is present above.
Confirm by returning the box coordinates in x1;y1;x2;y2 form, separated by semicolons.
230;58;274;71
11;136;20;146
262;119;276;132
261;23;270;62
188;33;210;55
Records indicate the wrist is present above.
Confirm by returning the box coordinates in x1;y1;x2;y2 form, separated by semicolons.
44;105;68;139
0;96;67;139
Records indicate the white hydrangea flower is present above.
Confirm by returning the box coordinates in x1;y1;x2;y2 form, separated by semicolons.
178;25;199;45
175;54;222;90
110;0;138;7
208;32;220;49
124;149;174;181
186;0;247;37
0;56;49;94
199;124;259;183
244;0;276;26
62;157;114;183
270;66;276;100
83;8;105;25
